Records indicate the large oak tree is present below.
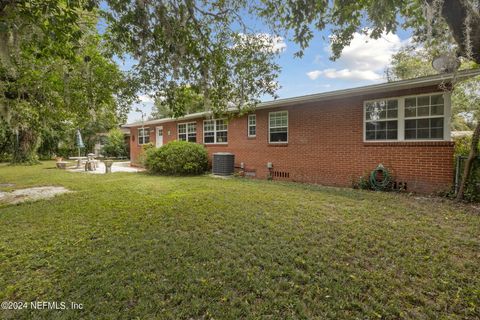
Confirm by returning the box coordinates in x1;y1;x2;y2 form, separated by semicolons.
0;1;134;163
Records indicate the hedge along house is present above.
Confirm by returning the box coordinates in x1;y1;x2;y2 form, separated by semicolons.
124;70;480;193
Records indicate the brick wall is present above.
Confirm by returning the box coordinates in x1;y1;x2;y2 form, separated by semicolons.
128;86;454;194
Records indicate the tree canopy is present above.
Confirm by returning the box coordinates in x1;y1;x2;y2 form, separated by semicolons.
259;0;479;61
386;45;480;131
150;85;205;119
0;1;135;163
102;0;282;116
98;0;480;116
3;1;479;122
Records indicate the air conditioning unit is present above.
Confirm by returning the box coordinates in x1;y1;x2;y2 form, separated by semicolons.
212;153;235;176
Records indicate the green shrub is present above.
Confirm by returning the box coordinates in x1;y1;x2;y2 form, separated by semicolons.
0;152;11;163
145;141;208;175
0;120;13;162
351;174;371;190
56;144;76;158
358;175;372;190
102;128;127;158
452;134;480;201
137;142;154;166
453;134;472;156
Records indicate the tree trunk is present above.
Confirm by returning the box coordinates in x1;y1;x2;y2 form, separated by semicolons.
425;0;480;200
11;127;40;164
456;122;480;200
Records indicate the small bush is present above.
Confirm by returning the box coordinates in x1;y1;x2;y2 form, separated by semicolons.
145;141;208;175
102;128;127;158
452;134;480;201
137;142;154;166
0;152;11;163
351;173;372;190
351;172;372;190
358;175;372;190
453;134;472;156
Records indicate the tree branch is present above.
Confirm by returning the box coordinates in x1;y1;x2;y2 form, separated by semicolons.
427;0;480;63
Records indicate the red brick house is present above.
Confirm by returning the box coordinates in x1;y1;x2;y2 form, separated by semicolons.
124;70;480;193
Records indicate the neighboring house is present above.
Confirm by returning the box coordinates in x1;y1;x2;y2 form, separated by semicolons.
123;70;480;193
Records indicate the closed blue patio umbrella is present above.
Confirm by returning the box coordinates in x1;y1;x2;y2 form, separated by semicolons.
75;129;85;157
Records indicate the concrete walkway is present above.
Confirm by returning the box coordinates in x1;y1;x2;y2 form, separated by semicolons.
0;186;71;205
67;161;145;174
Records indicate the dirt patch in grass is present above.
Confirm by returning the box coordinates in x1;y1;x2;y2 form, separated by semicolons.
0;186;71;205
0;183;15;187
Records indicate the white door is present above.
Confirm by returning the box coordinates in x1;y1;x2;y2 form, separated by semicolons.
156;126;164;147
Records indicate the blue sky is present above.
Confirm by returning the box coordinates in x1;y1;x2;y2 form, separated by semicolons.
122;19;413;123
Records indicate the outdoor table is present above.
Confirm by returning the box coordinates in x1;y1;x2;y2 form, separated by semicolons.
69;156;87;169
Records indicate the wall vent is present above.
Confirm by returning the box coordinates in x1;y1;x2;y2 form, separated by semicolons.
244;171;256;177
392;181;407;191
272;171;290;179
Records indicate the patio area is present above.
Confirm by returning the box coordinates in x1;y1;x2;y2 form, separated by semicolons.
67;161;145;174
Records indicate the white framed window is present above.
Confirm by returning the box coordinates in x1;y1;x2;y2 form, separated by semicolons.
178;122;197;142
269;111;288;143
365;99;398;141
204;119;228;144
364;93;450;142
138;128;150;145
248;114;256;137
404;94;444;140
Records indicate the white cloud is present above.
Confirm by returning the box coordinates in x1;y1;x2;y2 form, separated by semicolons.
307;32;410;81
306;70;323;80
270;36;287;53
307;68;382;81
338;32;406;71
138;94;154;103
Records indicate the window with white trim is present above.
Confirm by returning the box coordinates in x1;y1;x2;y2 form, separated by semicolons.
178;122;197;142
365;99;398;140
364;93;449;141
138;128;150;145
248;114;256;137
269;111;288;143
404;94;444;140
204;119;228;144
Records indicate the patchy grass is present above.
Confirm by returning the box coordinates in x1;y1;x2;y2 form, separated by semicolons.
0;162;479;319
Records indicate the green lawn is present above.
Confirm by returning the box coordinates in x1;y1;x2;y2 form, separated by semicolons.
0;162;479;319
